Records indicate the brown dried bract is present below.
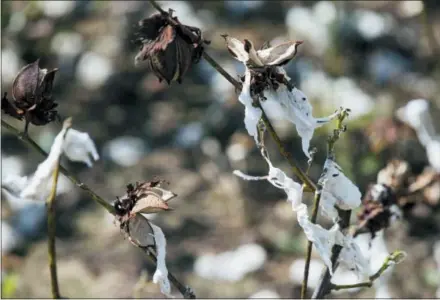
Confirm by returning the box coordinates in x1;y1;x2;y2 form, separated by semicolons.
134;11;205;84
1;59;59;135
113;178;176;237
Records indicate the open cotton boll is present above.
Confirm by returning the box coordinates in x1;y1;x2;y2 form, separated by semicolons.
20;119;71;201
319;159;362;219
263;85;339;158
63;128;99;167
150;223;172;297
238;68;262;143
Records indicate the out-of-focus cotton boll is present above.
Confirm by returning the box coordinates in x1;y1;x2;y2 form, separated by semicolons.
158;1;204;29
312;1;337;26
76;52;113;90
51;32;83;57
301;71;374;119
398;0;424;18
194;243;267;281
249;289;280;299
103;136;148;167
174;122;204;148
289;258;325;289
355;10;394;40
1;48;21;85
285;7;329;56
1;221;23;253
38;1;76;18
368;50;411;85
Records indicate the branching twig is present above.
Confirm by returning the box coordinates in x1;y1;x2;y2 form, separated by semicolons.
1;120;194;299
301;190;322;298
330;250;406;291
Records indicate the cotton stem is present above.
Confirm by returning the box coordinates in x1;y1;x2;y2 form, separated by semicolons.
47;154;62;298
301;190;322;298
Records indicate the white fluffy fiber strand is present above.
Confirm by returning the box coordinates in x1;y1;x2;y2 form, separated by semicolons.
150;223;172;297
20;125;69;201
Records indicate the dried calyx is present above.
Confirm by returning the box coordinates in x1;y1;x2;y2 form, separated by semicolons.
113;179;176;233
134;10;205;84
1;59;59;135
222;35;302;99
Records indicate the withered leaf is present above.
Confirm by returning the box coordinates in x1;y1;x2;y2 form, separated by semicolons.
130;193;172;215
127;214;156;247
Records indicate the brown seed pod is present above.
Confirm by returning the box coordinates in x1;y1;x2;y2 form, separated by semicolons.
113;179;176;246
1;59;59;135
134;12;204;84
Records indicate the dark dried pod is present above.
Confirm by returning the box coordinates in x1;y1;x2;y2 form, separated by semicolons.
134;12;204;84
1;59;58;135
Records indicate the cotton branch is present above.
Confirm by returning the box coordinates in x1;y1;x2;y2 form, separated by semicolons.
147;0;317;192
1;120;194;299
330;250;407;291
301;190;322;298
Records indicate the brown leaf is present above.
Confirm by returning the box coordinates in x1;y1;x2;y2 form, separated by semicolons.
130;193;171;215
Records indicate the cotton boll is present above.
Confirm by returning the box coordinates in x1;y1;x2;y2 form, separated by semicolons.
289;258;325;289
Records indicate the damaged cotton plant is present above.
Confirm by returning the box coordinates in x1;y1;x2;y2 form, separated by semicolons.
225;35;406;297
113;179;177;297
134;10;205;84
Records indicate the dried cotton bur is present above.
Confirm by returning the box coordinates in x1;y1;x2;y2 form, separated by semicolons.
223;35;341;157
113;179;176;248
113;179;176;297
134;10;205;84
1;59;59;136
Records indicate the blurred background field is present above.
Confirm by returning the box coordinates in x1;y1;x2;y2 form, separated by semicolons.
1;0;440;298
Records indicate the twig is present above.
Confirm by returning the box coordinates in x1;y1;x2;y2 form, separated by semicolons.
330;250;406;291
148;0;317;192
47;156;63;298
312;210;351;299
1;120;194;299
301;190;322;298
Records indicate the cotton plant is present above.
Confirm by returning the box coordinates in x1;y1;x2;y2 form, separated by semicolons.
224;35;341;158
223;34;408;297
